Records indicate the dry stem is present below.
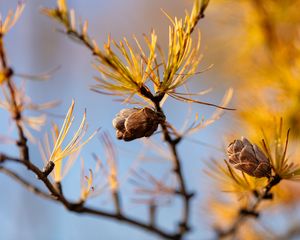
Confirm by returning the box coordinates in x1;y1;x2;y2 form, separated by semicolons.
0;36;29;162
216;175;281;239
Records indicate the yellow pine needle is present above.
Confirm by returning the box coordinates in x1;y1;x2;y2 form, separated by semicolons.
22;115;47;131
61;151;80;180
69;9;76;30
184;88;234;135
54;158;63;182
80;158;94;200
27;99;61;111
49;101;75;163
39;122;79;182
103;134;118;191
0;71;6;84
206;159;265;195
92;32;158;98
82;20;88;37
160;1;203;93
48;100;97;166
57;0;68;14
52;122;80;182
0;2;25;35
0;85;53;142
87;169;93;189
20;124;37;144
45;0;206;102
261;122;300;180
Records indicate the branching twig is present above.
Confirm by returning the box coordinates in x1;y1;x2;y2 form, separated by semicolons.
216;175;282;239
0;154;180;239
154;101;193;237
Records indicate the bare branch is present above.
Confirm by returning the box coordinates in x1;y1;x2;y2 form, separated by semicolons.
0;36;30;162
0;153;179;239
216;175;282;238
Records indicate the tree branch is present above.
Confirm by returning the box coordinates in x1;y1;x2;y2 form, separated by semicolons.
216;175;282;239
0;154;180;239
154;102;194;238
0;36;30;162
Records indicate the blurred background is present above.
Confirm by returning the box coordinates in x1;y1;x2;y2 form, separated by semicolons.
1;0;300;239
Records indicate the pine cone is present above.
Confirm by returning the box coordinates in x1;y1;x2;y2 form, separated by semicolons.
112;107;165;141
227;137;271;178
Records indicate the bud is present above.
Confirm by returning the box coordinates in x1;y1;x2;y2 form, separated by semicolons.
112;107;165;141
227;137;271;178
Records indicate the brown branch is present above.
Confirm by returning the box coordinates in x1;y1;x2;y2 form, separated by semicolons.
149;202;157;227
154;102;194;238
216;175;281;239
79;206;178;239
141;1;211;234
0;36;30;162
112;190;122;216
0;154;180;239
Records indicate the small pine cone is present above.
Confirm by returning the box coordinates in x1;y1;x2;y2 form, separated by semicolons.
227;137;271;178
112;107;165;141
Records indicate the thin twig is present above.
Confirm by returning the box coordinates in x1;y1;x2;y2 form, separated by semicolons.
154;102;194;238
0;36;30;162
0;154;180;240
216;175;281;239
